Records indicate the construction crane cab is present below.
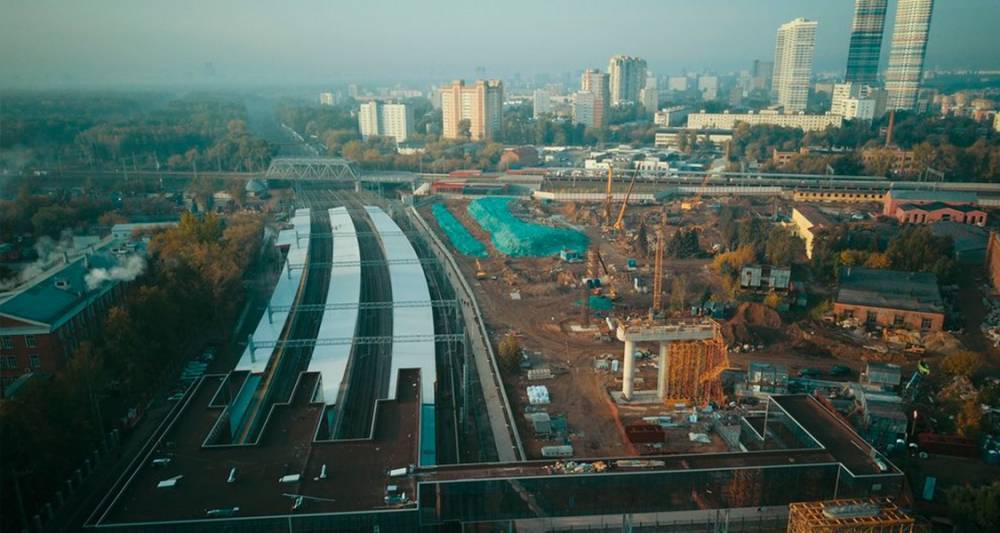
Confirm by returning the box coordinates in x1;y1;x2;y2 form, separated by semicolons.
475;259;487;280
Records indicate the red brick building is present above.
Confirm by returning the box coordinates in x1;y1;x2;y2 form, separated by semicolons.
834;267;944;332
893;202;987;226
882;190;984;225
0;241;131;391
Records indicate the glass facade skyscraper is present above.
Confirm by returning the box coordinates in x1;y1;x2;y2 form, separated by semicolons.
886;0;935;111
845;0;888;84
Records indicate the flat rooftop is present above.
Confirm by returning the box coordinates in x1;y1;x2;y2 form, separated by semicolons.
94;383;895;527
97;369;421;525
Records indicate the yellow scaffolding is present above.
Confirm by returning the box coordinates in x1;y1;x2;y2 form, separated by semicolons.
787;498;916;533
663;336;728;406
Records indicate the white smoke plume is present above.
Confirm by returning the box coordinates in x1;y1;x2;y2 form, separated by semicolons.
0;230;77;292
85;255;146;290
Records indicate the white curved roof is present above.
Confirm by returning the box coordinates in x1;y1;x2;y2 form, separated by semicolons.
308;207;361;405
365;206;436;404
236;209;311;373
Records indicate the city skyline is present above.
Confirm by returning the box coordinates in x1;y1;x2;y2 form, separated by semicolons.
1;0;998;87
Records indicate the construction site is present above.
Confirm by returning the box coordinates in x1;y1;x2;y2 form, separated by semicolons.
82;161;921;532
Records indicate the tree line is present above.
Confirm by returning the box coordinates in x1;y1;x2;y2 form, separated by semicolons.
1;92;275;174
0;213;263;532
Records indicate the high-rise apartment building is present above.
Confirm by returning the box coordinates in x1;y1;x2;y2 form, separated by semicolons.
886;0;934;111
358;101;414;143
698;76;720;101
845;0;888;85
773;18;818;113
580;69;609;128
608;55;647;106
752;60;774;91
572;91;596;128
320;91;336;106
533;89;551;118
668;76;689;92
640;87;658;114
440;80;504;141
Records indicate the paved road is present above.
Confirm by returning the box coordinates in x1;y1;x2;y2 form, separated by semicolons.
407;206;524;462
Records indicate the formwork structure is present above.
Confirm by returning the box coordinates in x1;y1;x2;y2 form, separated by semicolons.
661;337;728;405
616;319;729;405
787;498;916;533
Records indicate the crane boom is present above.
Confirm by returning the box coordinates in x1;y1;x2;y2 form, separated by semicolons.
603;166;614;227
613;172;638;231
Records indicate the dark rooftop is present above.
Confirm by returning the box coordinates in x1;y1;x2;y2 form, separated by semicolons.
99;369;421;525
836;267;943;315
896;201;984;213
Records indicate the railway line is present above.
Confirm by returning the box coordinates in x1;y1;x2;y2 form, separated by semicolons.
234;194;333;443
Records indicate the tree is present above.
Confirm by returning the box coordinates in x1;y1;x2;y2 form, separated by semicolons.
945;481;1000;532
669;275;688;311
667;229;700;258
498;335;522;372
712;245;756;276
941;351;984;377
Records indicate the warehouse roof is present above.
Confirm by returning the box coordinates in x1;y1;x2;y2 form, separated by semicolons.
896;201;984;213
886;190;977;204
836;267;943;314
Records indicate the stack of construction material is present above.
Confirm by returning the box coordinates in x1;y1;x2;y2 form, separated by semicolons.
527;385;551;405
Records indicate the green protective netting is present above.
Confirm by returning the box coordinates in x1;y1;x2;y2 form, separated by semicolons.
575;295;613;310
431;203;488;257
467;197;588;257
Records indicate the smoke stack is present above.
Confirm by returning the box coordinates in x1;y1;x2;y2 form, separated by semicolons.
885;110;895;147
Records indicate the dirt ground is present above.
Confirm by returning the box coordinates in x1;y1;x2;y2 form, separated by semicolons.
421;199;746;459
420;196;996;460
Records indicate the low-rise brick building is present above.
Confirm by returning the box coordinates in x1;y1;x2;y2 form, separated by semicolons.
834;267;944;332
0;239;137;390
883;190;980;218
893;202;987;226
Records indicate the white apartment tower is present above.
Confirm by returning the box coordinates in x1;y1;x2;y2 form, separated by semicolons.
533;89;551;118
608;55;647;106
572;91;596;128
885;0;934;111
440;80;504;141
773;18;818;113
358;101;414;143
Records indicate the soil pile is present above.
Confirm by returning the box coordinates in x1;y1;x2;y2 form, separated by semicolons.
723;302;784;345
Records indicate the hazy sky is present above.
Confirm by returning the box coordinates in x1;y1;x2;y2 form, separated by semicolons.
2;0;998;87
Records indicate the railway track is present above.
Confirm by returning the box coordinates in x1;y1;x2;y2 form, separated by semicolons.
233;188;334;443
304;188;394;440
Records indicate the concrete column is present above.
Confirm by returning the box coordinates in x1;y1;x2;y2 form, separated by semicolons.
657;342;670;400
622;340;636;400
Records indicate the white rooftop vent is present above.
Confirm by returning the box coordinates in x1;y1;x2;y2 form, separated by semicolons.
279;474;301;484
151;457;171;468
54;278;70;290
227;468;238;484
206;507;240;517
157;475;182;488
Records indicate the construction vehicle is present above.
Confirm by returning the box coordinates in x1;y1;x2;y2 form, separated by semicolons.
475;259;487;280
680;171;712;211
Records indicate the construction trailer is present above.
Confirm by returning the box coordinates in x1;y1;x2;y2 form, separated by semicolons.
787;498;917;533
